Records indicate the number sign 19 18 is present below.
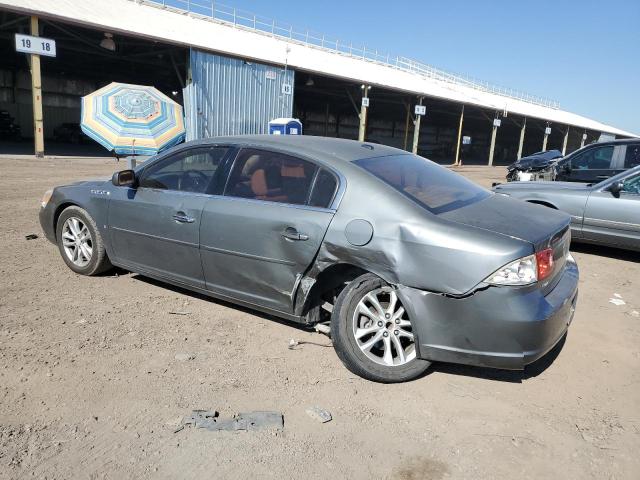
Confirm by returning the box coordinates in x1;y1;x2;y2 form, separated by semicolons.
15;34;57;57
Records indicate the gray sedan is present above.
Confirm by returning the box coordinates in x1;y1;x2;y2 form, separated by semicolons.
39;136;578;383
494;165;640;252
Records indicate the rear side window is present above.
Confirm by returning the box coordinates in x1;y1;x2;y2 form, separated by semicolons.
225;148;317;205
355;154;489;214
624;144;640;168
309;169;338;208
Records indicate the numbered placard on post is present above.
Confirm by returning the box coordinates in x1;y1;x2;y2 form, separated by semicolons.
361;97;370;108
493;118;502;127
415;105;426;116
545;127;552;135
15;34;56;57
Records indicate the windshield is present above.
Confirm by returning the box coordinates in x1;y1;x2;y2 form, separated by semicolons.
355;154;490;214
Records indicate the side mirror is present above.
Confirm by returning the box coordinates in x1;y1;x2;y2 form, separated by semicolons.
609;181;624;197
112;169;137;187
563;163;572;173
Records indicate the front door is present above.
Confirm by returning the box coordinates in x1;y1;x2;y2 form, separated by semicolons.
565;144;617;182
108;145;229;288
199;148;339;313
582;172;640;249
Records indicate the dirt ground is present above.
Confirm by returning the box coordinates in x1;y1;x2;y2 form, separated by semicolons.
0;155;638;480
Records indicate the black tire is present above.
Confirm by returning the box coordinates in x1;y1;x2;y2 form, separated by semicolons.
331;273;431;383
56;206;112;276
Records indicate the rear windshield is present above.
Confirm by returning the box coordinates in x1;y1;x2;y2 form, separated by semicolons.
355;154;490;214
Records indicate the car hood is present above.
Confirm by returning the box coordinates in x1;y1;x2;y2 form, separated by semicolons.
439;193;570;249
507;150;563;171
495;181;590;192
58;178;111;189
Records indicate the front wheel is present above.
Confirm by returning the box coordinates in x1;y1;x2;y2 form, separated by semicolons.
331;273;430;383
56;206;112;276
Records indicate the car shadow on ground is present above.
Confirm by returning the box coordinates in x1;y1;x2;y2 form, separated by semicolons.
428;335;567;384
571;242;639;263
126;272;316;332
120;270;567;384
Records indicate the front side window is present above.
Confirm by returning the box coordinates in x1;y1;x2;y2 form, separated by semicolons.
622;173;640;195
572;146;614;170
624;144;640;168
355;154;490;214
139;147;228;193
225;148;318;205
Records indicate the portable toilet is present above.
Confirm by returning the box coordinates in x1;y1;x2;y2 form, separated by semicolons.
269;118;303;135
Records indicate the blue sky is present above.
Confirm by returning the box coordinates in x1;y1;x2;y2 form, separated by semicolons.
217;0;639;134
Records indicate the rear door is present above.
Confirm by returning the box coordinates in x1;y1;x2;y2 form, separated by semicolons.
620;143;640;173
108;145;229;288
566;144;616;182
582;171;640;249
199;148;339;313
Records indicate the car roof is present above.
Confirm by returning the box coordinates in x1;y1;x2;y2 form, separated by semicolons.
586;138;640;146
179;135;408;164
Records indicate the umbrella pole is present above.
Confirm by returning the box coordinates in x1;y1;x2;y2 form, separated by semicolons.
128;139;137;169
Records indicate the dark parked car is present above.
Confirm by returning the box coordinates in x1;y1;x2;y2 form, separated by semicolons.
554;139;640;183
0;110;21;140
53;123;88;143
39;136;578;382
494;165;640;251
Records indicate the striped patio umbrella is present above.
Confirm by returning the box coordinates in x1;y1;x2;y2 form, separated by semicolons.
80;82;185;156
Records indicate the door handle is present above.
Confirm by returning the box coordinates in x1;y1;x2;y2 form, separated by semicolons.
173;212;195;224
596;175;609;179
282;227;309;241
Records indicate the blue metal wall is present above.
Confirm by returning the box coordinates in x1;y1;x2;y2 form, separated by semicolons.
184;49;295;140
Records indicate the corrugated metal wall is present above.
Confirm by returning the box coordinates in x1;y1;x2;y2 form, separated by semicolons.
184;49;294;140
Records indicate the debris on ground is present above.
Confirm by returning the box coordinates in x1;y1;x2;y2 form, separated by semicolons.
314;323;331;336
609;297;626;306
305;406;332;423
168;311;191;316
174;353;196;361
24;234;38;240
630;310;639;318
178;410;283;432
288;338;332;350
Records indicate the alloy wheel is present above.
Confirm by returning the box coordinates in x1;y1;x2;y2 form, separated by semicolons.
61;217;93;267
352;287;416;366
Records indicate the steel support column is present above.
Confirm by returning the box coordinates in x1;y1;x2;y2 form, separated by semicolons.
30;16;44;157
517;117;526;160
358;85;369;142
562;126;570;155
542;123;550;151
488;116;499;166
403;102;411;151
412;97;424;155
454;105;464;165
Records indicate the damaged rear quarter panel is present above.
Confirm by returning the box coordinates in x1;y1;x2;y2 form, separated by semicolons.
297;170;532;313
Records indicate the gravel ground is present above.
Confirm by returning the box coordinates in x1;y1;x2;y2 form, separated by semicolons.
0;155;638;480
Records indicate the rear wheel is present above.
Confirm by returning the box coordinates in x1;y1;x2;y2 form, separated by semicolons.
331;273;430;383
56;206;112;276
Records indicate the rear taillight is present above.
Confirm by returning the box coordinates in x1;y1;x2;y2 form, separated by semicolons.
536;248;554;281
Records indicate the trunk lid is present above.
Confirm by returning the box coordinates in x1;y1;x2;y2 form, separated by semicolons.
438;193;570;251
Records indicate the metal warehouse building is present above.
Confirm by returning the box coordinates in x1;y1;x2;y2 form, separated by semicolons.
0;0;636;162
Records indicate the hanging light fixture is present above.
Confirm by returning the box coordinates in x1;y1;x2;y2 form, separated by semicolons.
100;33;116;51
305;77;315;87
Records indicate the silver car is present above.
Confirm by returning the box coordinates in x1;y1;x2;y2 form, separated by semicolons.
494;165;640;252
39;136;578;383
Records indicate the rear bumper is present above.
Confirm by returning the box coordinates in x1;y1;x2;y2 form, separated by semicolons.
399;258;579;370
